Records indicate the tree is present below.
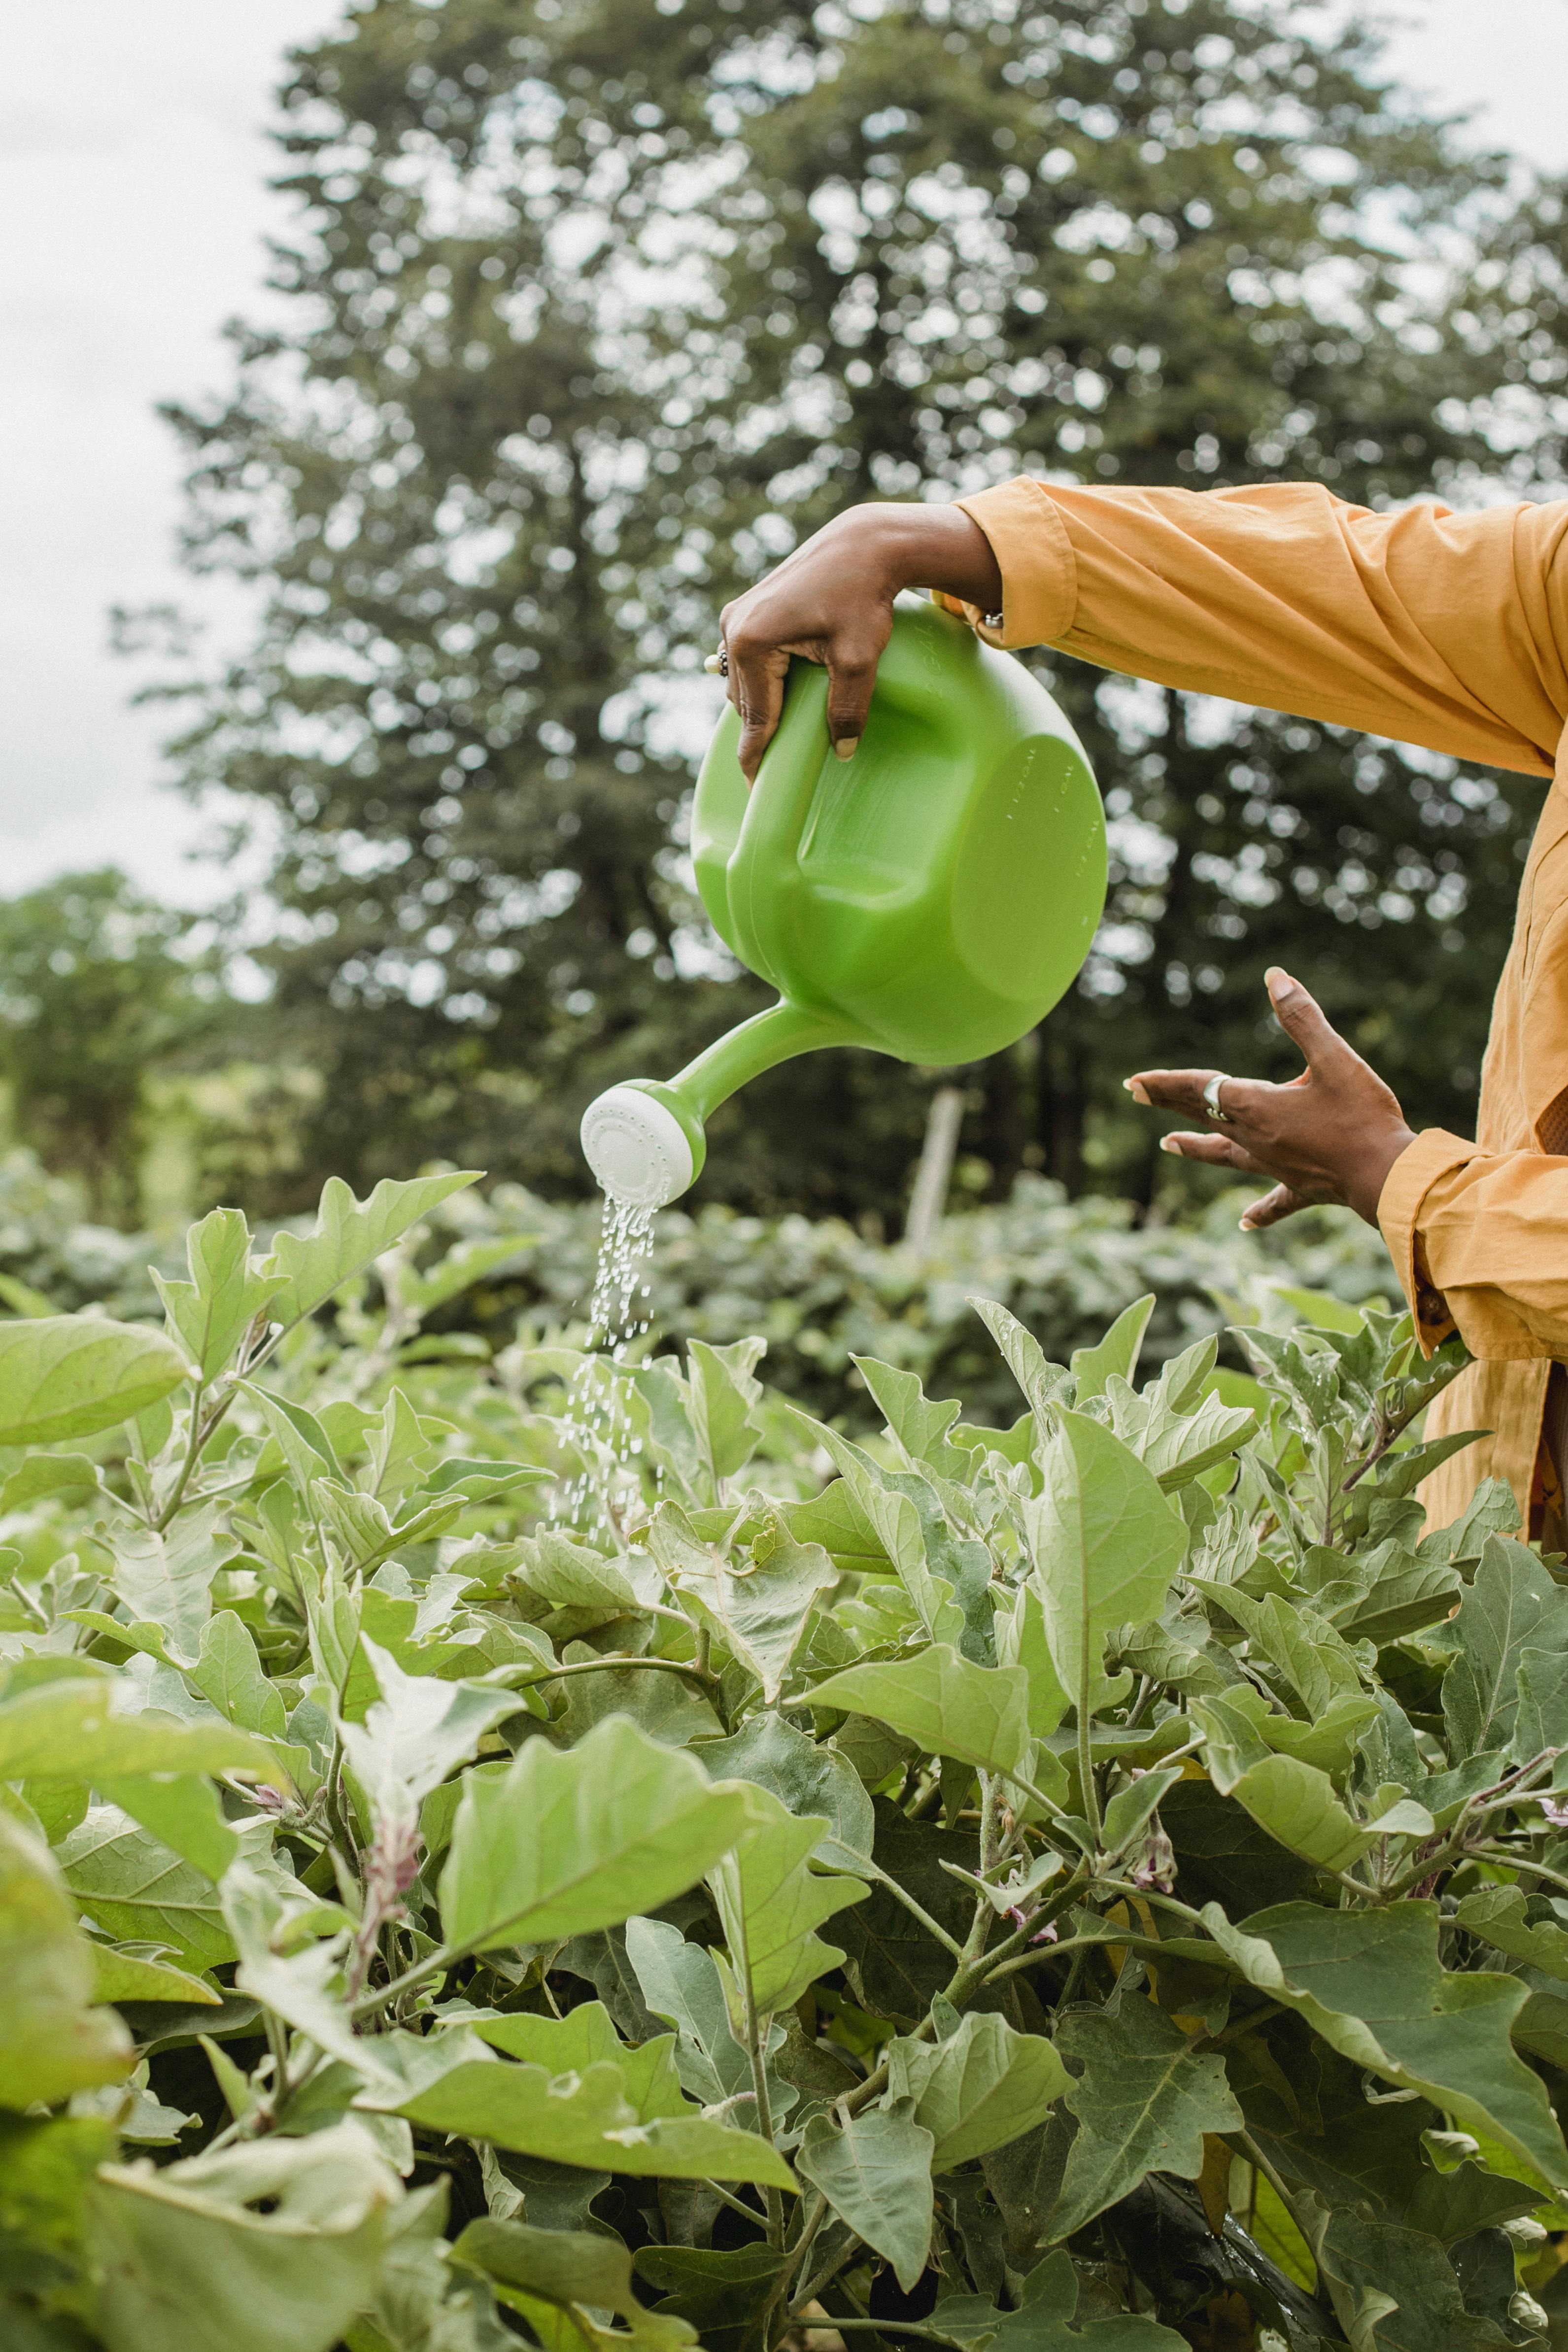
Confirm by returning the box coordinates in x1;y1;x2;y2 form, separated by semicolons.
0;872;227;1226
138;0;1534;1216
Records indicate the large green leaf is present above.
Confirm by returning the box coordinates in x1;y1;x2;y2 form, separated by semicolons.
706;1780;867;2018
190;1611;288;1741
930;2249;1190;2349
809;1646;1032;1779
888;2011;1070;2172
0;1677;278;1782
684;1338;765;1488
338;1634;521;1833
795;2101;934;2292
1205;1901;1568;2192
374;2051;795;2186
624;1915;759;2113
648;1503;833;1703
1025;1411;1189;1718
438;1716;756;1955
85;2121;401;2352
1047;1994;1241;2242
54;1807;236;1973
107;1502;239;1669
634;2243;790;2352
0;1315;190;1446
261;1172;481;1330
0;1813;133;2109
695;1711;874;1876
1312;2203;1519;2352
1442;1536;1568;1762
153;1208;288;1382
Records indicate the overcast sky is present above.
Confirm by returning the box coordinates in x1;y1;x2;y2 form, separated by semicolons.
3;0;1568;913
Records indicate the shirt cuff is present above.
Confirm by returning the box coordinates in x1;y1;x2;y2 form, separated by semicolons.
932;478;1078;649
1377;1127;1483;1353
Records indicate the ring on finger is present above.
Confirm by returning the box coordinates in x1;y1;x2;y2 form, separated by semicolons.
703;646;730;678
1202;1072;1235;1124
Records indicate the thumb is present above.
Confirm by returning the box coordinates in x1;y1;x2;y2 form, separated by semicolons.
1264;967;1350;1075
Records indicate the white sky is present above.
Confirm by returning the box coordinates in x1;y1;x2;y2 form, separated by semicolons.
2;0;1567;913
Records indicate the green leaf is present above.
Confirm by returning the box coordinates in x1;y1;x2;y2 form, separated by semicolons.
888;2011;1070;2171
85;2121;402;2352
377;2052;796;2186
970;1295;1072;1426
1456;1885;1568;1980
100;1776;239;1882
852;1355;971;1481
795;2099;934;2292
696;1711;874;1875
1204;1900;1568;2193
937;2250;1192;2347
0;1450;102;1515
55;1806;236;1973
1442;1535;1568;1762
91;1944;221;2008
995;1582;1071;1739
1312;2204;1518;2352
623;1916;756;2112
1025;1411;1189;1718
1201;1739;1379;1874
804;1422;965;1648
262;1172;482;1330
190;1611;288;1741
0;1676;279;1783
0;1812;134;2108
1070;1294;1156;1401
153;1208;288;1382
456;2216;699;2350
338;1634;521;1833
684;1337;765;1488
707;1781;866;2018
810;1645;1032;1779
0;1315;190;1446
107;1502;240;1668
648;1503;833;1702
516;1531;643;1614
439;1715;756;1955
1047;1994;1241;2242
634;2243;789;2352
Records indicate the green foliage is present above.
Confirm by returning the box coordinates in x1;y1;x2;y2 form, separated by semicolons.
6;1169;1568;2349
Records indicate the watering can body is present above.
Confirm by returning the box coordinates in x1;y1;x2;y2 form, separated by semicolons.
581;594;1106;1207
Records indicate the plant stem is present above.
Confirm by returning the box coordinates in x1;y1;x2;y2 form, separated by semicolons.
866;1861;963;1958
738;1946;785;2252
153;1377;208;1534
701;2177;765;2227
535;1652;719;1692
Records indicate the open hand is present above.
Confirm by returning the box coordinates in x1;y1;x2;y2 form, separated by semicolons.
1125;969;1417;1229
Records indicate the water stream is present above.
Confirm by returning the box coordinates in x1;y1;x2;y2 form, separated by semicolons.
551;1190;657;1533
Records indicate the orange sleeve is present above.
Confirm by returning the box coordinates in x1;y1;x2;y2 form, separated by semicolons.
938;477;1568;778
1378;1131;1568;1360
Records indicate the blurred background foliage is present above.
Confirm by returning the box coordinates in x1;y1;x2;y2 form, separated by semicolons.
10;0;1568;1237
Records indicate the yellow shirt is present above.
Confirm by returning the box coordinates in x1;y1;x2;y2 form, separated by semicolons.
940;476;1568;1528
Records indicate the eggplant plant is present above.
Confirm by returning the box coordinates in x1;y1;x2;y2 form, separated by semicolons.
0;1170;1563;2351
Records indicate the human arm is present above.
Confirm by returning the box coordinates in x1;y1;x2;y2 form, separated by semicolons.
719;479;1568;781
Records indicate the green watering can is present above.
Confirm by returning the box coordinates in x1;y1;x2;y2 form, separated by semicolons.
580;594;1106;1207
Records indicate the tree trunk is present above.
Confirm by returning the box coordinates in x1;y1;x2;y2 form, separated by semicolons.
905;1085;966;1252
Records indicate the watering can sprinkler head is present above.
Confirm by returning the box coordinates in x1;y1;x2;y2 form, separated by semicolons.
580;1080;706;1211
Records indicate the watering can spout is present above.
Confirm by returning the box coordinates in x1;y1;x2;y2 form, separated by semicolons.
579;1001;851;1209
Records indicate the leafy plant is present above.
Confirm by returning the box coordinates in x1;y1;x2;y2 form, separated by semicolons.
1;1170;1565;2350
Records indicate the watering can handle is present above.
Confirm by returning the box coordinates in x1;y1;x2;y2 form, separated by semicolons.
725;661;833;990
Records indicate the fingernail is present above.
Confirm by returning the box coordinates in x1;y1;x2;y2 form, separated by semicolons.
834;737;860;761
1124;1080;1150;1104
1158;1135;1180;1155
1264;966;1292;1002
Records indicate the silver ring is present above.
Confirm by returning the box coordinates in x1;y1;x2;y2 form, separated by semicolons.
1202;1073;1234;1123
